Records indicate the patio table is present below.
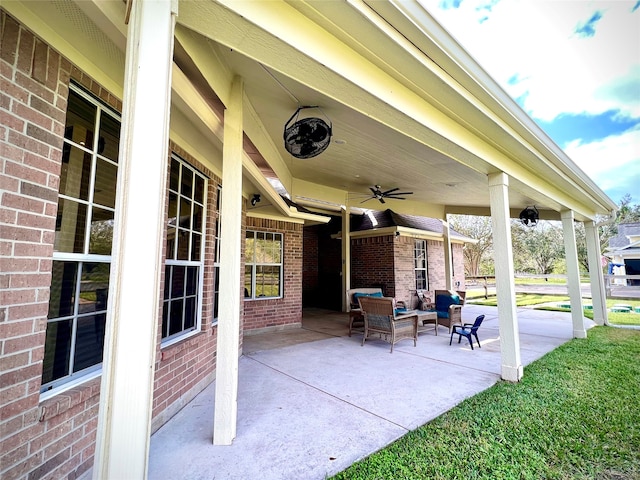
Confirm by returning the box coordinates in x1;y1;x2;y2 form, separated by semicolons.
406;310;439;335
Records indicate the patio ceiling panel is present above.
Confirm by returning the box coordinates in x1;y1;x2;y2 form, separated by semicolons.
176;0;616;221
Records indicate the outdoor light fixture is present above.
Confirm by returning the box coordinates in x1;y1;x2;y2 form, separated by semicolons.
251;194;261;206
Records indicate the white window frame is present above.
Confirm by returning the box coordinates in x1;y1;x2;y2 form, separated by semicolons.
414;239;429;291
161;154;207;347
244;230;284;300
42;83;120;394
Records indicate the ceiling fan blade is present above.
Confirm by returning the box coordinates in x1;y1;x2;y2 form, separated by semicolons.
381;187;399;196
369;187;379;195
379;197;386;204
386;191;413;196
360;197;374;204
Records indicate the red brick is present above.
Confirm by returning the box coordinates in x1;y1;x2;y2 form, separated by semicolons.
13;242;53;258
0;256;39;272
0;173;21;193
9;273;51;289
0;395;39;422
0;109;25;132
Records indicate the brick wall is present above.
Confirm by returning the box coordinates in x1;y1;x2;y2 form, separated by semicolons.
0;11;118;479
242;218;303;330
351;236;396;296
151;143;220;428
393;236;416;305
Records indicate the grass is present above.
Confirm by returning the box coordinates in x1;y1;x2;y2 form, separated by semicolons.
330;327;640;480
468;294;640;327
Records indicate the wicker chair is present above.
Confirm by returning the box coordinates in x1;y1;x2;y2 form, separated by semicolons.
357;296;418;353
424;290;466;334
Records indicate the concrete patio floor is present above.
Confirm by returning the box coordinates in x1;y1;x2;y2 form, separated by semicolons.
148;305;595;480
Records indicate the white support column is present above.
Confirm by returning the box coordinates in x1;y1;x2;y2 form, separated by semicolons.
342;206;351;312
213;76;244;445
584;220;608;325
562;210;586;338
488;173;523;382
93;1;176;478
442;218;453;290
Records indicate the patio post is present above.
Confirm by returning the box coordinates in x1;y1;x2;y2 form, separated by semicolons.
488;172;523;382
92;1;176;478
442;217;453;289
561;210;587;338
342;206;351;311
214;75;244;445
584;220;608;325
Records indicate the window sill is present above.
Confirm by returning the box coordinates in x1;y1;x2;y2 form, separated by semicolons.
38;375;101;422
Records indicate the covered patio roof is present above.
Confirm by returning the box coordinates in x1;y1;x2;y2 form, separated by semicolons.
7;0;617;221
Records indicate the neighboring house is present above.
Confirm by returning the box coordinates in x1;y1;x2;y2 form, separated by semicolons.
606;222;640;286
0;2;617;479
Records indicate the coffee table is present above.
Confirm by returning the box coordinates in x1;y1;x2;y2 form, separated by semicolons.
408;310;439;335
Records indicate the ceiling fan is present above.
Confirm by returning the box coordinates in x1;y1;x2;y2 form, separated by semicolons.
361;185;414;204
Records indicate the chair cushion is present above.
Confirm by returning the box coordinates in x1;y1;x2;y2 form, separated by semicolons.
435;294;459;312
394;307;407;316
353;291;383;308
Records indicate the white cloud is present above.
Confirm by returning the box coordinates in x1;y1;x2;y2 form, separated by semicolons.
564;127;640;202
421;0;640;121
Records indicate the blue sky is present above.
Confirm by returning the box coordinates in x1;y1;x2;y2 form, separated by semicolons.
419;0;640;205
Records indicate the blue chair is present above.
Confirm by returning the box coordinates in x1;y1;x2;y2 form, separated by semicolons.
449;315;485;350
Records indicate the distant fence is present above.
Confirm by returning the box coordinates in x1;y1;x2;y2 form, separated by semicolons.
466;274;640;299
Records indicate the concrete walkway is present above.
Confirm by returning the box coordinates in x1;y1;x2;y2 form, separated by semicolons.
148;305;595;480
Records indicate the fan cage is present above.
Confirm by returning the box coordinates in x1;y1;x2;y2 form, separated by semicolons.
283;106;332;159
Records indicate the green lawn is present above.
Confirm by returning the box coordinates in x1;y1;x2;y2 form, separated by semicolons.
467;294;640;327
331;327;640;480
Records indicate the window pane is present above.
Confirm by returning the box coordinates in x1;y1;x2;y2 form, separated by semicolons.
244;266;252;298
166;226;176;259
184;297;196;330
169;299;184;336
171;266;185;299
181;168;193;197
98;112;120;162
245;232;255;262
164;265;171;299
272;235;282;263
65;90;96;147
73;314;105;372
94;158;117;208
191;233;201;261
177;229;189;260
59;144;92;201
49;261;78;318
193;203;203;232
41;319;72;384
168;193;178;226
55;198;87;253
194;175;205;204
170;158;180;192
179;198;191;228
186;266;198;296
80;262;110;313
255;265;280;297
89;207;114;255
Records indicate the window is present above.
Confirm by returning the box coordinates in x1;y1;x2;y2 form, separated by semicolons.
42;85;121;392
414;239;428;291
162;155;207;343
213;185;221;321
244;231;283;299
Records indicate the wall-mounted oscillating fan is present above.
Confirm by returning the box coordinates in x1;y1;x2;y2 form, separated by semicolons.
361;185;414;204
283;106;332;159
519;206;539;226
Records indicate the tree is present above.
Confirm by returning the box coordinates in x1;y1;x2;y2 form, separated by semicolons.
512;221;565;274
449;215;493;277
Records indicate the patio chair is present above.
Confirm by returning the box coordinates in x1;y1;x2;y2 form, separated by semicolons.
424;289;465;333
449;315;485;350
358;295;418;353
346;288;383;336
